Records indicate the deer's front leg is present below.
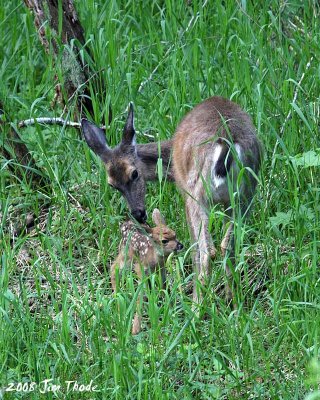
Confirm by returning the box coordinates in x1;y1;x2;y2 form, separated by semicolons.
185;197;214;305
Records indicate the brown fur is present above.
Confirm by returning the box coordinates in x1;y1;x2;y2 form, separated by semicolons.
172;97;261;304
82;97;262;307
136;140;174;181
110;209;183;335
173;97;260;191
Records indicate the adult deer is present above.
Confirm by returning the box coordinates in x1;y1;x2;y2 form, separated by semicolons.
81;97;262;305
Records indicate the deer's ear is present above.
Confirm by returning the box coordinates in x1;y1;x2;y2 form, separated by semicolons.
152;208;166;226
122;102;136;146
81;119;110;160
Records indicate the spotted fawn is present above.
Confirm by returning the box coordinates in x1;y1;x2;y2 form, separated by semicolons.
111;208;183;334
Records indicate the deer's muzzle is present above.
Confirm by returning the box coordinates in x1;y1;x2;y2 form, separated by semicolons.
132;209;147;223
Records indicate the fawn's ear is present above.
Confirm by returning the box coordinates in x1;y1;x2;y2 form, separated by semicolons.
122;102;136;146
81;119;111;161
152;208;166;226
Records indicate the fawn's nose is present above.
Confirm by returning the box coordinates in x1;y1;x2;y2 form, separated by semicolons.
132;209;147;223
176;242;184;251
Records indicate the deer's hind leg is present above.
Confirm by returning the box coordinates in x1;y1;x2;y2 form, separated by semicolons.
185;196;215;306
220;208;235;303
220;191;254;304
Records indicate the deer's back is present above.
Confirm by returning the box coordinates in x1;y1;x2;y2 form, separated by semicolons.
172;96;261;205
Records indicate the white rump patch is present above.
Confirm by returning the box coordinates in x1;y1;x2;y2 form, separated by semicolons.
212;174;225;188
212;143;223;164
211;144;225;188
234;143;242;162
210;142;245;203
211;143;243;187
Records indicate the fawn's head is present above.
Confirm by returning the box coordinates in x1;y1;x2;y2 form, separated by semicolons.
81;104;147;222
149;209;183;256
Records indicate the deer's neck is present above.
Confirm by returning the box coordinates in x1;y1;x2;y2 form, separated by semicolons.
136;139;174;182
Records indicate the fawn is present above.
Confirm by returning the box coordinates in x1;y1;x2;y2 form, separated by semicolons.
111;208;183;335
82;96;262;306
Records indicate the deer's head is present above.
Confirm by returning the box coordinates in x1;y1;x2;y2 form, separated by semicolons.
149;209;183;255
81;104;147;222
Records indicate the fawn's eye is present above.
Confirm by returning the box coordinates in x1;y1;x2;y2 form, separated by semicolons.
131;170;139;181
162;239;169;244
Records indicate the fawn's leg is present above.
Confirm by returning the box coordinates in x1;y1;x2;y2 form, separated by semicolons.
110;253;125;293
160;264;167;289
185;196;214;306
132;297;142;335
132;263;144;335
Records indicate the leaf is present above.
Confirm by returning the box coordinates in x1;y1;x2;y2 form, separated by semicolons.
268;205;315;230
291;102;312;132
304;392;320;400
299;205;315;221
268;210;293;229
290;149;320;168
156;157;163;183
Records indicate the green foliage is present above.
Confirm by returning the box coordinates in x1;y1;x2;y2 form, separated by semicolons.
305;359;320;400
290;149;320;168
1;0;319;399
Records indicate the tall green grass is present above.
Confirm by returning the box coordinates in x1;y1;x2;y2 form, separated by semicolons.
1;0;319;398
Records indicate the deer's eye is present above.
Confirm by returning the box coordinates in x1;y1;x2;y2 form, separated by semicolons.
162;239;169;244
131;170;139;181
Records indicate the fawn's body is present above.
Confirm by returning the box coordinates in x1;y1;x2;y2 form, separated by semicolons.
82;96;262;305
111;209;183;334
